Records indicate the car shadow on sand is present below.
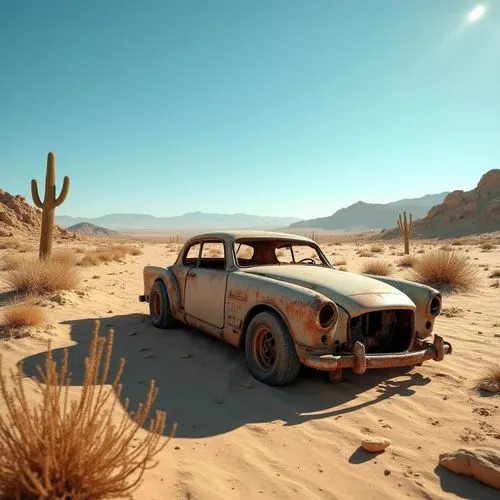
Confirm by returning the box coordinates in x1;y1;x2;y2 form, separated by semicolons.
20;313;432;439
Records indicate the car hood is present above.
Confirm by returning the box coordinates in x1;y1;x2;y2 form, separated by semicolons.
242;265;415;314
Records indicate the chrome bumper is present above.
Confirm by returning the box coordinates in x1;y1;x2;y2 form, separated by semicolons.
298;334;452;376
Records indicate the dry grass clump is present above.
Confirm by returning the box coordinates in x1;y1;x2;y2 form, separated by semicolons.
2;255;80;294
439;244;453;252
358;250;373;258
397;255;417;268
408;249;480;292
0;320;176;499
475;364;500;394
361;260;392;276
0;239;20;250
370;245;383;253
480;242;495;251
489;269;500;278
333;259;346;266
78;244;142;267
0;297;46;330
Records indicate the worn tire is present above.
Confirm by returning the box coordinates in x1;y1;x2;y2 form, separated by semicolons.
245;311;301;386
149;280;176;329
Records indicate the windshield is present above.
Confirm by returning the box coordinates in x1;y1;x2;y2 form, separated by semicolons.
234;239;330;268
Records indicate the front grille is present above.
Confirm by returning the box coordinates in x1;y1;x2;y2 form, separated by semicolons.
349;309;414;353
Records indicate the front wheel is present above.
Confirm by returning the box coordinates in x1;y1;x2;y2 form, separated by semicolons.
245;311;301;386
149;280;176;329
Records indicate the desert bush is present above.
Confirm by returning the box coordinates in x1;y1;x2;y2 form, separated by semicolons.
0;297;46;330
480;242;495;251
397;255;417;268
408;249;480;292
439;244;453;252
0;239;20;250
333;259;346;266
361;260;392;276
0;320;175;499
489;269;500;278
2;255;80;294
51;248;78;266
370;245;383;253
78;245;142;267
475;364;500;394
358;250;373;258
338;266;348;272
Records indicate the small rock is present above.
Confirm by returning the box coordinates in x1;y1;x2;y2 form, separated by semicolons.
180;353;192;359
479;381;500;393
439;448;500;490
361;437;391;453
384;469;391;476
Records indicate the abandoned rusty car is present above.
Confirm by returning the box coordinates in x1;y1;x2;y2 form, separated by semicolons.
139;230;451;386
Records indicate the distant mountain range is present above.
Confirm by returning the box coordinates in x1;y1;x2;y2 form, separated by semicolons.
56;211;302;231
289;192;449;231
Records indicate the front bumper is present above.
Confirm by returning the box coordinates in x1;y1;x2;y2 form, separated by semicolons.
298;334;452;375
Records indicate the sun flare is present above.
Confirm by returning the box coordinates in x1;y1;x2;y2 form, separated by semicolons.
467;4;486;23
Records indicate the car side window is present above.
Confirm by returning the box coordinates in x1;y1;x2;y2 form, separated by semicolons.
183;243;201;267
199;241;226;270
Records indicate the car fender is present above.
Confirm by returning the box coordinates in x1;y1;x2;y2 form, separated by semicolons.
226;271;339;349
143;266;182;319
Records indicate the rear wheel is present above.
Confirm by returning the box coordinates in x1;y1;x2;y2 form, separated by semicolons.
245;311;301;386
149;280;176;329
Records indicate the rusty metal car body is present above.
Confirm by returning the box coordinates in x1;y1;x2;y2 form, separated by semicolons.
139;230;451;385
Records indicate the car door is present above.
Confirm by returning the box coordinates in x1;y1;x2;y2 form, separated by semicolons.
184;239;228;328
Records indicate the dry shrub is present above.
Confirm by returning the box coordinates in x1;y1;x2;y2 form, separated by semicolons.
333;259;346;266
439;244;453;252
409;249;480;292
398;255;417;268
370;245;383;253
480;242;495;251
0;239;20;250
51;248;78;266
0;320;176;499
0;253;24;271
475;364;500;394
2;255;80;294
358;250;373;258
0;297;46;330
489;269;500;278
361;260;392;276
78;245;141;267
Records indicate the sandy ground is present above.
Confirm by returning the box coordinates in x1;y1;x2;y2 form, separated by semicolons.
0;237;499;499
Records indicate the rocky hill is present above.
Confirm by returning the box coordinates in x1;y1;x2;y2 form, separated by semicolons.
382;169;500;239
289;192;449;231
0;189;73;240
67;222;118;236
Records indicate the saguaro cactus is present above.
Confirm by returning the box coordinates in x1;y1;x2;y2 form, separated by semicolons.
397;211;413;255
31;152;70;260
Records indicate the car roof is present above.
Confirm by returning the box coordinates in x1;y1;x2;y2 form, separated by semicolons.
185;229;314;243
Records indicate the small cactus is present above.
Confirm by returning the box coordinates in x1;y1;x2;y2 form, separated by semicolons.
31;152;70;260
397;211;412;255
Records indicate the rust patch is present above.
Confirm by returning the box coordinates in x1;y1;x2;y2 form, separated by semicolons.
228;288;248;302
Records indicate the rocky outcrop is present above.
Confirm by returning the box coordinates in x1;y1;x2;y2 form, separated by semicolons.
382;169;500;239
0;189;74;240
67;222;118;236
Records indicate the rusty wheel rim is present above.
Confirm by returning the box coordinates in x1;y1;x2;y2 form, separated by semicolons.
253;326;276;372
152;292;161;318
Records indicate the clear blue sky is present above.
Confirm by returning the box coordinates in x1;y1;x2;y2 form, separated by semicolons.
1;1;499;219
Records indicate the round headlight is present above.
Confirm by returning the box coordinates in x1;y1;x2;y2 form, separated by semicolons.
428;293;442;316
318;302;338;329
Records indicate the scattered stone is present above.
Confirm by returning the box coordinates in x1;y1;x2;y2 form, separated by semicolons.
180;353;192;359
439;448;500;490
361;437;391;453
479;381;500;394
384;469;391;476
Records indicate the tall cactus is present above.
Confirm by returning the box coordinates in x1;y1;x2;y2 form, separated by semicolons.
31;152;70;260
397;211;413;255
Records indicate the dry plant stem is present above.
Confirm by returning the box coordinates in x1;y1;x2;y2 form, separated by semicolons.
0;320;176;499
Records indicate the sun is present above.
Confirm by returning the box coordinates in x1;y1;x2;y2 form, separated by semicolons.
467;4;486;23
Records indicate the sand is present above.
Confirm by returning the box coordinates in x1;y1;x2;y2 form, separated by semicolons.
0;236;499;499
